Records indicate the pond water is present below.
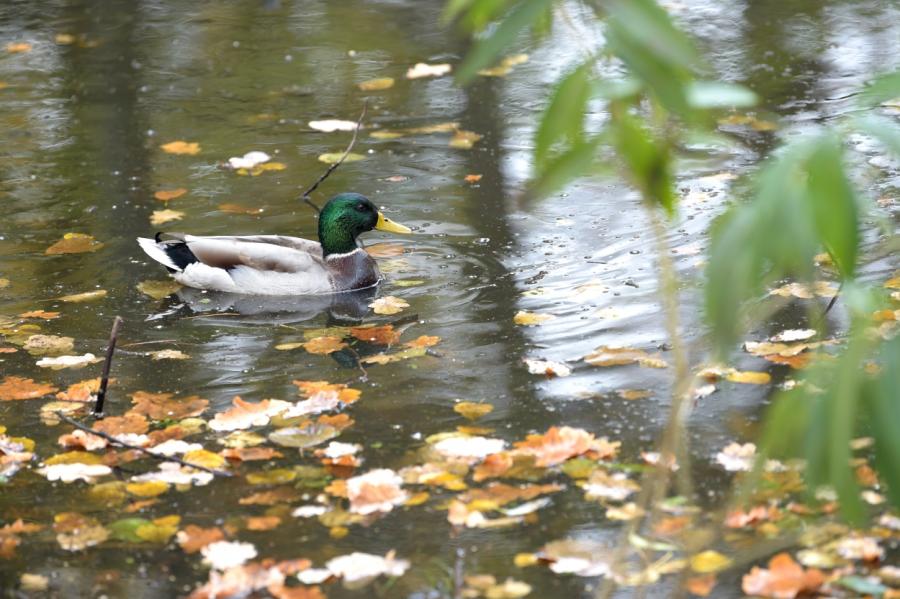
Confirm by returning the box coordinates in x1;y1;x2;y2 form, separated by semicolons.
0;0;897;597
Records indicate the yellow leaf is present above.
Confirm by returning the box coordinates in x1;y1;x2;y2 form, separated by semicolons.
246;469;297;485
726;370;771;385
6;42;32;53
45;451;104;465
182;449;227;470
329;525;349;539
449;130;483;149
302;336;347;355
454;402;494;421
150;209;184;226
55;34;76;45
160;141;200;155
136;515;180;543
88;482;127;505
0;278;9;289
514;553;539;567
45;233;104;255
58;290;107;303
18;310;60;320
885;276;900;290
137;280;182;299
358;77;395;91
126;481;169;497
690;550;733;573
405;491;430;506
513;310;554;325
318;152;365;164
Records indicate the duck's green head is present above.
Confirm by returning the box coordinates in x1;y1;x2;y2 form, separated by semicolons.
318;193;411;257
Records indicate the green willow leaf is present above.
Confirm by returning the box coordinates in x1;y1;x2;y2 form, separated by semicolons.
686;81;758;109
804;134;858;279
611;111;675;212
852;114;900;158
535;63;592;168
529;139;600;199
455;0;554;84
857;70;900;107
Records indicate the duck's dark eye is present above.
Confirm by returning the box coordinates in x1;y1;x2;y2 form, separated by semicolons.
355;203;367;212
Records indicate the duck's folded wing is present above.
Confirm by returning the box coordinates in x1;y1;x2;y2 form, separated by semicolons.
183;235;324;273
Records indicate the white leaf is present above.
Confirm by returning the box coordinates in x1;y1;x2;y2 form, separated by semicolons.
309;119;358;132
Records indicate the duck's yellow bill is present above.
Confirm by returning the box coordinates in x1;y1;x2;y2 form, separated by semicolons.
375;212;412;234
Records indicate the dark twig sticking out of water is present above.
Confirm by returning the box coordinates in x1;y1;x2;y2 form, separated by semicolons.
93;316;123;418
299;101;368;215
54;411;232;478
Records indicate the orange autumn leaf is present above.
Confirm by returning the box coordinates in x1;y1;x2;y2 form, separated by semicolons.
404;335;440;349
130;391;208;420
302;336;347;355
473;452;514;481
686;574;716;597
221;447;283;462
293;380;360;404
219;203;264;215
0;347;17;354
726;505;778;528
741;553;824;599
0;376;57;401
349;325;400;345
19;310;60;320
208;396;288;432
514;426;618;467
245;516;281;531
45;233;104;255
464;174;483;183
176;525;225;554
160;141;200;155
154;188;187;201
318;413;354;430
92;413;149;436
6;42;32;53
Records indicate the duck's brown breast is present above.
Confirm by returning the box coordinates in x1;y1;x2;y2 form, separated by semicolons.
327;250;381;291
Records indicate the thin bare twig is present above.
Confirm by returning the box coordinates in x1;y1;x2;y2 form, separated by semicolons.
94;316;123;418
299;101;368;214
55;411;233;478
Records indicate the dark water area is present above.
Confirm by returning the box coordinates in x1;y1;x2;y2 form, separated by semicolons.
0;0;897;597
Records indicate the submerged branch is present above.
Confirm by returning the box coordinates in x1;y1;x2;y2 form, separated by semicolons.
93;316;123;418
55;411;233;478
299;101;368;214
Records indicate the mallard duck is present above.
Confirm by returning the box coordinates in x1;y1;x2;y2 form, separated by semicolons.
137;193;411;295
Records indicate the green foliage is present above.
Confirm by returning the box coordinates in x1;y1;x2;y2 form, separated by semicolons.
451;0;900;519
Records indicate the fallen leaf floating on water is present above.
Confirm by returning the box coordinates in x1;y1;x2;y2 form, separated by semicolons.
454;401;494;420
464;574;532;598
208;397;291;432
346;468;408;515
769;281;838;299
449;130;483;149
715;442;756;472
218;203;265;215
131;391;208;420
38;463;112;483
58;289;107;303
513;310;554;325
36;353;102;370
726;370;771;384
524;358;571;377
689;550;733;574
317;152;365;164
361;347;426;365
150;209;184;226
324;550;410;589
19;573;48;592
433;435;506;461
405;335;440;348
369;295;409;315
0;376;57;401
350;325;400;345
370;122;459;139
406;62;451;79
150;349;191;360
131;462;213;486
176;525;225;554
301;336;347;355
0;278;9;289
220;447;283;462
685;574;717;597
583;469;640;501
160;140;201;155
741;553;824;598
537;538;612;577
24;334;74;355
769;329;817;342
201;540;258;571
19;310;59;319
56;378;103;402
6;42;32;53
717;113;777;131
226;150;270;170
358;77;395;91
309;119;359;132
293;380;361;404
268;422;340;449
478;53;529;77
584;346;668;368
515;426;620;467
465;173;483;183
45;233;104;255
54;512;109;551
154;188;187;201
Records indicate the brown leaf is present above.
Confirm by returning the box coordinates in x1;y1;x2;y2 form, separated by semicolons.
349;325;400;345
302;336;347;355
219;203;264;215
56;378;105;402
245;516;281;531
221;447;283;462
464;174;483;183
6;42;32;53
514;426;618;467
0;376;57;401
130;391;208;420
154;188;187;201
176;525;225;554
293;380;360;404
741;553;824;598
404;335;440;348
686;574;716;597
45;233;104;255
93;413;149;436
239;487;300;506
19;310;60;320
